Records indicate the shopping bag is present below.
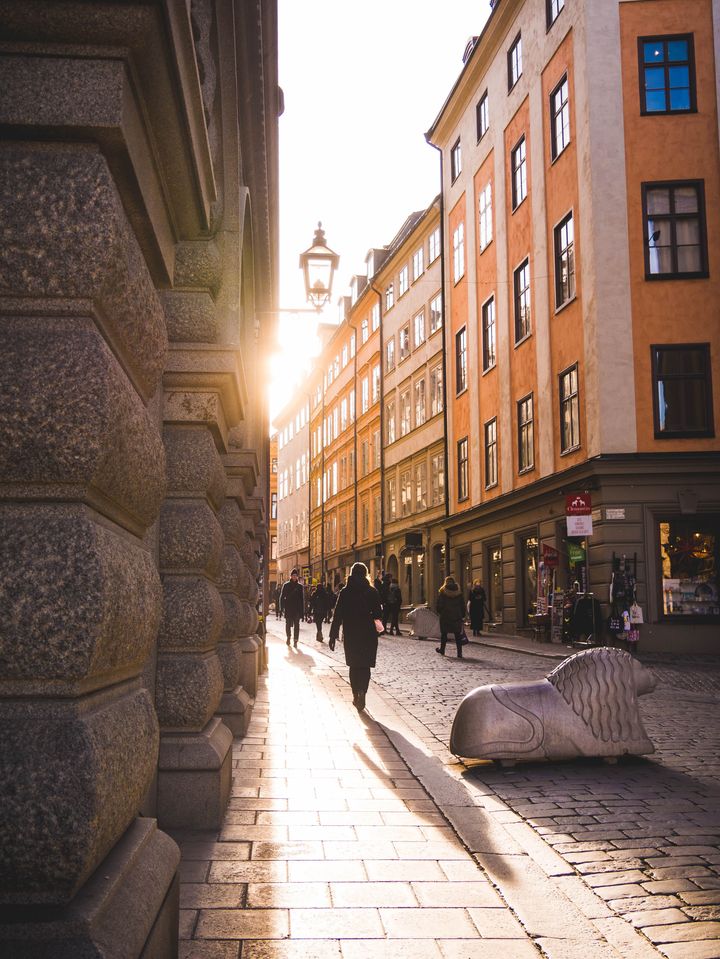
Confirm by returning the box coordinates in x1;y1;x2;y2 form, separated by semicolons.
629;603;644;625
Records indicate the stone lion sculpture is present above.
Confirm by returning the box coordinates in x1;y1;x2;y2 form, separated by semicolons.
406;606;442;639
450;647;656;763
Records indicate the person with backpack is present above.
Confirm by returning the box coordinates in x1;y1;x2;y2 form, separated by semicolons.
328;563;383;712
436;576;465;658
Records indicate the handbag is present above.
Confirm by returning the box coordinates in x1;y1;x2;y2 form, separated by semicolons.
607;614;622;634
629;602;644;625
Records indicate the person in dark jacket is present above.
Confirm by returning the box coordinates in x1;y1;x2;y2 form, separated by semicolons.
436;576;465;658
385;578;402;635
468;580;489;636
310;583;331;643
279;568;304;647
329;562;383;712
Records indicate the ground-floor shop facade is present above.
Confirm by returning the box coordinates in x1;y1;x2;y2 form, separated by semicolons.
443;454;719;654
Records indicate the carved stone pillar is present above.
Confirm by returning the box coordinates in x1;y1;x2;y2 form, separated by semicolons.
0;144;179;955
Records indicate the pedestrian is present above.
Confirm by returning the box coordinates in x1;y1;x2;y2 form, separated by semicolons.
468;580;489;636
436;575;465;658
328;562;383;712
385;577;402;635
310;582;331;643
279;568;304;647
274;585;281;619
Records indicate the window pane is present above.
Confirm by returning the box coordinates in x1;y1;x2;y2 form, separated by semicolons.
657;348;706;377
645;89;667;112
666;39;688;61
660;379;708;432
644;66;666;90
644;41;664;63
669;87;691;110
674;187;699;213
646;188;670;214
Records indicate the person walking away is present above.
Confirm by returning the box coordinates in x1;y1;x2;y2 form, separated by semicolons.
468;580;489;636
380;572;392;629
310;582;331;643
386;578;402;635
279;568;304;647
436;576;465;658
329;562;383;712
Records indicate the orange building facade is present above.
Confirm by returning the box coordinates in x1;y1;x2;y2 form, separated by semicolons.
428;0;720;652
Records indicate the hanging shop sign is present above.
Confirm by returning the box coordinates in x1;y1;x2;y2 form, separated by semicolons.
566;492;593;536
542;544;560;568
567;541;586;566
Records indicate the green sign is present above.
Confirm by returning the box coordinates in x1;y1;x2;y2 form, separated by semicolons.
568;542;586;565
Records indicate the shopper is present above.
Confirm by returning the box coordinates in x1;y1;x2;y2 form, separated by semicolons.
279;568;304;647
328;562;383;712
310;582;331;643
468;580;489;636
385;577;402;635
436;576;465;658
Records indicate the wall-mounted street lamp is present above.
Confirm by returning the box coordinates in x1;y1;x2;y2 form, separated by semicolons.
299;222;340;311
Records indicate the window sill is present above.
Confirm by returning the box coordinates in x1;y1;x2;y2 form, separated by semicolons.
511;195;527;215
640;107;697;117
482;363;496;377
645;270;709;281
560;444;581;457
477;130;489;145
479;238;493;255
554;294;577;316
457;495;470;503
484;481;498;491
550;141;570;166
514;332;532;349
508;76;522;94
453;273;465;286
546;7;565;33
456;386;468;397
653;429;715;440
518;466;535;476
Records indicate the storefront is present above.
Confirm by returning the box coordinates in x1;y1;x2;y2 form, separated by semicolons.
658;516;719;621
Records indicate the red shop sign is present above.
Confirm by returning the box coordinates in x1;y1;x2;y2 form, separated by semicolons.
566;493;592;515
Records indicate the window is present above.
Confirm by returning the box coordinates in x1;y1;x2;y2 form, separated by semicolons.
340;510;347;547
361;439;369;477
482;297;496;371
659;517;719;620
271;491;277;519
560;364;581;452
427;295;441;335
457;438;469;501
373;494;381;537
643;181;707;278
373;428;381;469
478;182;492;251
412;247;424;281
361;376;369;414
362;502;369;540
450;138;462;181
550;74;570;160
639;35;695;114
386;336;395;372
455;327;467;393
414;310;425;347
361;317;369;344
350;333;356;357
341;397;348;431
349;390;355;422
385;399;396;444
518;394;534;472
554;212;575;307
271;457;278;473
386;476;397;520
452;222;465;282
428;227;441;263
511;136;527;209
484;418;498;488
476;90;489;140
372;363;380;404
415;462;427;511
371;302;380;331
431;453;445;506
414;378;426;427
385;284;394;311
430;364;444;416
508;33;522;90
342;344;348;368
400;470;412;516
399;265;409;297
652;344;714;437
400;388;411;436
546;0;564;28
514;258;531;342
399;325;410;361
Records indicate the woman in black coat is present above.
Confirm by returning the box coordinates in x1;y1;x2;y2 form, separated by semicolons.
468;581;489;636
436;576;466;658
329;562;382;712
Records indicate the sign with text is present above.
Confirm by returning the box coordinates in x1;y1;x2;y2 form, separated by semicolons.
567;514;593;536
566;493;592;515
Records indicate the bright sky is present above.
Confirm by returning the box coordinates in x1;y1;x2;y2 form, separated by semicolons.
270;0;492;424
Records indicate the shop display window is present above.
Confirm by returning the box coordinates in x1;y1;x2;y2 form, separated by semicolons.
660;516;719;619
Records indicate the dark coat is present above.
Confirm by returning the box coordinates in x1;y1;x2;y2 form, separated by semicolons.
386;583;402;608
437;585;465;633
310;586;331;617
279;579;304;618
329;577;382;668
468;586;488;629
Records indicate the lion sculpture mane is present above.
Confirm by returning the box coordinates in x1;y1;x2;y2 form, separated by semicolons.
450;647;656;763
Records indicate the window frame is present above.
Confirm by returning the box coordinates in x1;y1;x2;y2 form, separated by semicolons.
428;227;441;263
508;33;522;91
484;417;498;489
430;363;444;417
455;326;467;394
452;221;465;283
546;0;565;29
554;210;576;308
385;335;395;372
550;73;570;161
513;257;531;344
429;292;443;334
476;90;489;141
559;363;581;453
399;324;411;361
478;180;493;252
414;309;426;348
457;437;469;501
651;343;714;438
482;295;496;373
450;137;462;182
398;265;409;297
412;246;424;281
517;393;535;474
638;34;697;116
511;135;527;210
641;180;708;280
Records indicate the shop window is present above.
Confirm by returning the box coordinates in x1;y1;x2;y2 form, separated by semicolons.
652;344;714;437
639;35;695;114
488;544;503;624
660;517;719;620
643;181;707;279
519;533;539;626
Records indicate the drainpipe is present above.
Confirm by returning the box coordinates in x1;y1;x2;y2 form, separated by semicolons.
348;314;359;566
370;281;384;575
426;139;449;580
306;394;311;579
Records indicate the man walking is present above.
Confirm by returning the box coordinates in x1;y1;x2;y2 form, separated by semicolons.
279;568;304;647
310;582;331;643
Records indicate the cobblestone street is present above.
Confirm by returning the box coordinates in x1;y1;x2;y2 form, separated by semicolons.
289;618;720;959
